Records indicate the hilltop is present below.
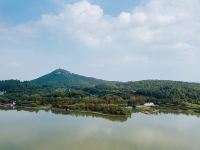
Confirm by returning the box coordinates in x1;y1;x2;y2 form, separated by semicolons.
31;69;112;88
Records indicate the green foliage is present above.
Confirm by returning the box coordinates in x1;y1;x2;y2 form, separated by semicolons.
123;80;200;104
1;70;200;115
63;104;131;115
31;69;111;88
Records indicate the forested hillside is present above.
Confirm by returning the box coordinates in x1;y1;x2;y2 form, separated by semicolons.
1;69;200;115
122;80;200;104
31;69;111;88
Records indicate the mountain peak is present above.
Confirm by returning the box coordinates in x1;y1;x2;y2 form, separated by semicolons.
32;69;107;88
53;68;71;75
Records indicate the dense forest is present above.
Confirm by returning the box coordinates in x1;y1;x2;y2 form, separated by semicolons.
122;80;200;104
0;69;200;115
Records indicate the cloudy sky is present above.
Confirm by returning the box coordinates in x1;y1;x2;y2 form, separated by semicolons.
0;0;200;82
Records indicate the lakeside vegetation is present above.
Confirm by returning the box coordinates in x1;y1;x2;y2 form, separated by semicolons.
0;69;200;115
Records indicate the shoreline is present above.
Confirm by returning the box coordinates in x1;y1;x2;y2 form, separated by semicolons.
51;108;132;117
1;103;200;117
0;104;131;117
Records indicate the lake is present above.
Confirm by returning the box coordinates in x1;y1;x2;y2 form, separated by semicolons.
0;109;200;150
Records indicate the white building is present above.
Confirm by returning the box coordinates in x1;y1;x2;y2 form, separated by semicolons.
144;102;155;107
11;101;16;107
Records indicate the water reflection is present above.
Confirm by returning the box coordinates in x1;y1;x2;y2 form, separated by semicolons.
52;109;130;122
0;108;200;150
0;107;130;122
1;106;200;123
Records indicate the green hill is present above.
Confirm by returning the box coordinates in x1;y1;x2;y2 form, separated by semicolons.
122;80;200;103
31;69;110;88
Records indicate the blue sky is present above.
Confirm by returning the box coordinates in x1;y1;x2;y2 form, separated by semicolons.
0;0;141;24
0;0;200;82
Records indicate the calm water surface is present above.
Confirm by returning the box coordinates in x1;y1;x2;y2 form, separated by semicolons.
0;109;200;150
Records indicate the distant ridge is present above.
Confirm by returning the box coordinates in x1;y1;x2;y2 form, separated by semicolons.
31;69;110;88
1;68;200;103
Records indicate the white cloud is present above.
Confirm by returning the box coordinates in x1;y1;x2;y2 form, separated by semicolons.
2;0;200;50
39;0;110;48
175;42;192;50
1;0;200;81
132;11;147;23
